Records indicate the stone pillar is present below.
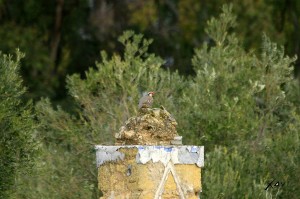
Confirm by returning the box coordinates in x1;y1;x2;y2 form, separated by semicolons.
95;145;204;199
96;106;204;198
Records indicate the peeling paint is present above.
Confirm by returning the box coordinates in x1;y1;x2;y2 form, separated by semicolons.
95;145;204;168
95;146;125;166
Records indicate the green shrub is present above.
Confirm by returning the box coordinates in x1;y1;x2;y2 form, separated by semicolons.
0;50;37;199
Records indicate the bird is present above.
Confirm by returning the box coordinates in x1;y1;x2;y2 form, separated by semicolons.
138;91;155;109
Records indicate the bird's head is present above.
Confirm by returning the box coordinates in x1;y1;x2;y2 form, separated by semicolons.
147;91;155;97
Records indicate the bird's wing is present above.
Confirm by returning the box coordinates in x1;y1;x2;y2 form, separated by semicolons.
138;96;147;109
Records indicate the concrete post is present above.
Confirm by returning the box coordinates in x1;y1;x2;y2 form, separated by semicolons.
95;106;204;198
95;145;204;198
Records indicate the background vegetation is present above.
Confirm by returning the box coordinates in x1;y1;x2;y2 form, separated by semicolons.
0;0;300;101
0;1;300;199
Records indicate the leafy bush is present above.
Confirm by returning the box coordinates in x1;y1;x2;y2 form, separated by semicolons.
186;5;300;198
0;50;37;198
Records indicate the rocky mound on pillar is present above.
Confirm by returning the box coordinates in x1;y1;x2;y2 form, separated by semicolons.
115;106;179;145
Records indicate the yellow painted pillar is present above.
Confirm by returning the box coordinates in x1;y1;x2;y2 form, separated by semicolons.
95;145;204;199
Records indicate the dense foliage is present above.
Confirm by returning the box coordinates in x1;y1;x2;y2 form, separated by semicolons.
0;0;299;100
1;3;300;199
0;50;37;198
